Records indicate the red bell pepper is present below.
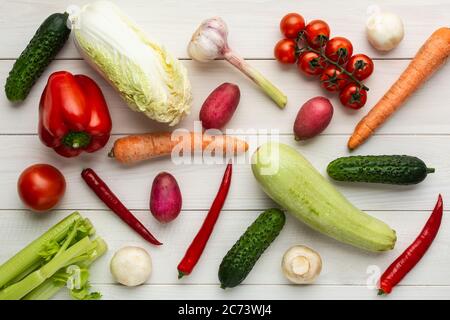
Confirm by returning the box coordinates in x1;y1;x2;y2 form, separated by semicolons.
39;71;112;157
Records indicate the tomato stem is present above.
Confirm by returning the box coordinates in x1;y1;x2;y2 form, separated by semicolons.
296;33;369;91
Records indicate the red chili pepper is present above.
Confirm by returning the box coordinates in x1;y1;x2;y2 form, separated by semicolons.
39;71;112;157
379;194;443;295
81;168;162;246
177;163;232;278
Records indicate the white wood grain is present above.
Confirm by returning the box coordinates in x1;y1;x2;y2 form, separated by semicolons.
1;0;449;300
0;135;446;211
1;0;449;59
1;210;449;287
1;59;449;135
51;284;450;300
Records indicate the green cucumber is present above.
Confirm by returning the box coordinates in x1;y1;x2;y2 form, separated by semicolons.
218;208;285;289
5;13;71;102
252;142;396;252
327;155;435;185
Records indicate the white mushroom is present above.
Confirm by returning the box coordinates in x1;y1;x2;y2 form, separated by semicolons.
281;245;322;284
110;246;152;286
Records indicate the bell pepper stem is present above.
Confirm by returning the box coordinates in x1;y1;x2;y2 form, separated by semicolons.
63;132;92;149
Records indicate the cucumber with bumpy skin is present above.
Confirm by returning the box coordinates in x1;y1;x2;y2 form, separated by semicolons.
252;142;396;252
327;155;435;185
5;13;71;102
218;208;285;289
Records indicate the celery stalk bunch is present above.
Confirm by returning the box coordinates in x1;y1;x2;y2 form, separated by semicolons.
0;212;107;300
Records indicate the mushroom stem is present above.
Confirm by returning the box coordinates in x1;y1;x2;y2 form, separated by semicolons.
291;256;310;276
281;245;322;284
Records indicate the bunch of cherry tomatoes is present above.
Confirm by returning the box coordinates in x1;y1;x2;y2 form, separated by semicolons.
274;13;374;109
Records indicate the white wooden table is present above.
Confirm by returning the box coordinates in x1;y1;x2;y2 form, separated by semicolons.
0;0;449;300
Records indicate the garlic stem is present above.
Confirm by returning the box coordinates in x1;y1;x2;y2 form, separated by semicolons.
224;50;287;108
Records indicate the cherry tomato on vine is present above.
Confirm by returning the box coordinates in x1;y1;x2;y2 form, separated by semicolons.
17;164;66;212
325;37;353;63
280;13;306;39
304;20;330;48
274;38;297;64
320;65;349;92
346;54;374;80
297;51;327;76
339;83;368;109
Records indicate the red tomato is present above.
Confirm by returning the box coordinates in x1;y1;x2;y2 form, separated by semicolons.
304;20;330;48
320;66;349;92
280;13;306;39
325;37;353;63
274;39;297;64
346;54;374;80
297;51;327;76
339;84;368;109
17;164;66;212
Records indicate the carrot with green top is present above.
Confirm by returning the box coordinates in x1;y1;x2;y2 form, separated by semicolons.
348;27;450;150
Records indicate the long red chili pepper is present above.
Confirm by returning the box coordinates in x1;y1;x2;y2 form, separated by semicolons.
81;168;162;245
177;163;232;278
378;194;443;295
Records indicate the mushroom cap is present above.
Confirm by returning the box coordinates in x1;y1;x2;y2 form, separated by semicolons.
110;246;152;286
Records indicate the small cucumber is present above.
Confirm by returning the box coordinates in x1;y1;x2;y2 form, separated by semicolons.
327;155;435;185
218;208;285;289
5;13;71;102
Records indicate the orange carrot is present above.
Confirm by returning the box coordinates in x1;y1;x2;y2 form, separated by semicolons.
109;132;249;164
348;27;450;150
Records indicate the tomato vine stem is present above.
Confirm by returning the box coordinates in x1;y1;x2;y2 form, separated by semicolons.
295;33;369;91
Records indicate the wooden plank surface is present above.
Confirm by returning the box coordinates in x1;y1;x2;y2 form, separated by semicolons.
51;284;450;300
0;60;449;135
0;0;449;300
0;135;446;211
1;0;449;59
1;210;449;286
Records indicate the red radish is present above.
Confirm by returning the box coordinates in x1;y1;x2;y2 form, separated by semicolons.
293;97;334;140
150;172;182;223
199;83;240;129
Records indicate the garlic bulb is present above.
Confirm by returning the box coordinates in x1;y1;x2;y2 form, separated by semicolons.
366;10;404;51
188;17;229;62
281;245;322;284
188;17;287;108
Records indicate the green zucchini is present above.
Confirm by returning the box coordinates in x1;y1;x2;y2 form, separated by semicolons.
252;142;396;252
327;155;435;185
218;208;285;289
5;13;71;102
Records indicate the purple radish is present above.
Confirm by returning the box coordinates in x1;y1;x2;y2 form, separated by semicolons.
200;83;240;129
293;96;334;140
150;172;182;223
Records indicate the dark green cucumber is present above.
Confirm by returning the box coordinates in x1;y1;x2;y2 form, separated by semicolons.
218;208;285;289
5;13;71;102
327;155;435;185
